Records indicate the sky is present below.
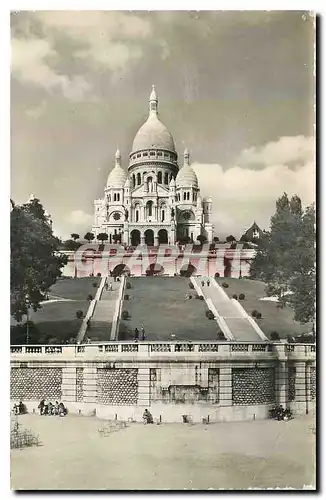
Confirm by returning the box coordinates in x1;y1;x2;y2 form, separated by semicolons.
10;10;315;239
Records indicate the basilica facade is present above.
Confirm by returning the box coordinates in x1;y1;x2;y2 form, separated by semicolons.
92;86;214;246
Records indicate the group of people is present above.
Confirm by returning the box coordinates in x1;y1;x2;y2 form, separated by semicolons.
269;405;293;421
104;282;113;291
201;279;210;287
38;399;68;417
134;326;146;341
12;401;27;415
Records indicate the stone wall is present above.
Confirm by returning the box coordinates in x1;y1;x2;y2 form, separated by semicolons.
232;368;275;405
11;367;62;401
97;368;138;405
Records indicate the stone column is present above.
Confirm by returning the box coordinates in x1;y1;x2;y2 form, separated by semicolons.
275;361;289;406
154;235;159;246
294;361;308;415
61;366;77;402
83;365;98;404
219;364;232;407
140;234;145;245
137;367;150;407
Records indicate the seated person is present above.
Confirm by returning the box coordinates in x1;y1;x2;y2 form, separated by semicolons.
143;409;153;424
18;401;27;415
58;402;68;416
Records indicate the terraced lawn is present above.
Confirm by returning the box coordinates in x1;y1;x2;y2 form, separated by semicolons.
118;277;219;341
49;277;101;300
216;277;312;339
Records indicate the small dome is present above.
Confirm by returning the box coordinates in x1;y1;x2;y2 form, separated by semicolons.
169;177;176;187
124;177;131;188
106;165;127;188
176;164;198;188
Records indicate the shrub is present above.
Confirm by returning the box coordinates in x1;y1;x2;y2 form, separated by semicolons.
76;310;83;319
97;273;101;277
124;294;130;300
121;310;130;320
232;294;238;300
270;331;280;341
199;296;204;300
189;282;194;289
217;331;226;340
126;282;132;289
256;312;262;319
92;282;98;288
215;272;220;278
188;295;192;299
251;310;258;318
239;293;245;300
87;294;93;301
222;282;229;288
205;310;214;320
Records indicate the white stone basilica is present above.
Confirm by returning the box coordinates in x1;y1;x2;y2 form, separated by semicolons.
92;86;214;246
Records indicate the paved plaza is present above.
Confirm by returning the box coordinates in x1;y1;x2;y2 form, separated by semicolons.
11;413;315;490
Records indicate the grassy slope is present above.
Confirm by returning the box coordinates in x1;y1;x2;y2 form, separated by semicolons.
119;276;218;341
216;277;312;339
49;277;101;300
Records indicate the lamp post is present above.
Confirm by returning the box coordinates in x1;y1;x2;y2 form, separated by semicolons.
25;294;30;344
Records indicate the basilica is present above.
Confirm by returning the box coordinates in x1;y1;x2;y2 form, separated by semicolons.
92;86;214;246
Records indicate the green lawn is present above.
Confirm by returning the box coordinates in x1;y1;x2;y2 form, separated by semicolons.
49;277;101;300
119;277;219;341
216;277;312;339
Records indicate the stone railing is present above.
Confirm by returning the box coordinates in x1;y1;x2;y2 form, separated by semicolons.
10;342;316;361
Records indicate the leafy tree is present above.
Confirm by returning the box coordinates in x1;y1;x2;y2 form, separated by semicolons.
71;233;80;241
213;236;219;243
84;232;95;243
250;193;316;325
196;235;207;244
97;232;108;243
63;239;79;251
11;200;68;322
226;235;236;242
178;236;191;245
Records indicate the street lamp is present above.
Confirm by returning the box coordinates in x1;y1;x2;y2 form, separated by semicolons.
25;294;30;344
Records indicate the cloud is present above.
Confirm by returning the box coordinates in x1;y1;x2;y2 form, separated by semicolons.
193;135;315;237
65;210;93;236
237;135;315;168
11;37;93;100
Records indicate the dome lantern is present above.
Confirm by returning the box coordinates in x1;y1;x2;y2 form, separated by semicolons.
149;85;158;116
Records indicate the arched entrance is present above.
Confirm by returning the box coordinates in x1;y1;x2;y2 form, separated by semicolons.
112;264;130;277
146;263;165;276
179;264;197;277
130;229;141;246
144;229;154;246
158;229;168;244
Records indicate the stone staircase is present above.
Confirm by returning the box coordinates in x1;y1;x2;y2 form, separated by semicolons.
86;279;120;343
193;277;264;342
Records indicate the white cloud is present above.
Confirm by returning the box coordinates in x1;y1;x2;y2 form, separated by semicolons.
65;210;93;236
11;37;92;101
193;135;315;237
237;135;315;167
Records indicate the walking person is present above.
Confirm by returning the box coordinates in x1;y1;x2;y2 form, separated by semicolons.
141;325;145;341
201;280;205;287
207;279;210;287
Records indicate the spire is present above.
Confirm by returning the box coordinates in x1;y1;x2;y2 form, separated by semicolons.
183;148;190;166
149;84;158;115
115;148;121;167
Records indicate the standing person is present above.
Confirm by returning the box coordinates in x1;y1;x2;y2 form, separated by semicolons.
207;279;210;287
38;399;45;416
141;325;145;341
134;328;139;341
201;280;205;287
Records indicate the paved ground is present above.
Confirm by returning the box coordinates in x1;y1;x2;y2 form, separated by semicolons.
11;413;315;490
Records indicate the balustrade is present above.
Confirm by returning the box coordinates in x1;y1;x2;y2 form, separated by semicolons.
121;344;138;352
150;344;171;352
198;344;219;352
231;344;249;352
45;346;62;354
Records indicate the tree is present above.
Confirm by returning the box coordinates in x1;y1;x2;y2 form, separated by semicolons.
63;239;79;251
196;235;207;245
178;236;191;245
97;233;108;243
213;236;219;243
226;235;236;243
84;232;95;243
11;200;68;322
250;193;316;325
71;233;80;241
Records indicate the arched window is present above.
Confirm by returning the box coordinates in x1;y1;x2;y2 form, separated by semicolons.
164;172;169;184
136;210;139;222
158;171;162;184
137;173;141;185
170;173;173;180
187;192;190;201
132;174;136;188
117;193;120;202
113;193;116;202
161;210;165;222
183;192;187;201
146;201;153;217
108;194;111;202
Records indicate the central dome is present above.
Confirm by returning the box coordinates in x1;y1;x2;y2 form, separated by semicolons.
131;85;176;154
